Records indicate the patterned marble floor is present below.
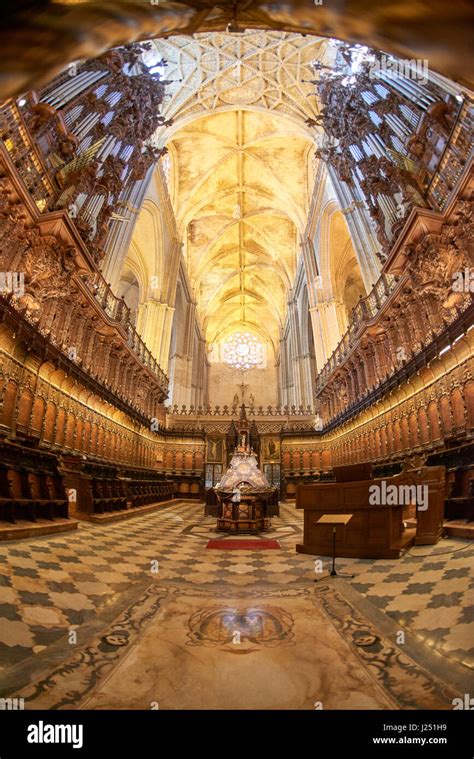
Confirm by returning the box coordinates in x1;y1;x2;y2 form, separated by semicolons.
0;501;472;705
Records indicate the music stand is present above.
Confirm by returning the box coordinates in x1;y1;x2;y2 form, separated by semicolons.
314;514;355;582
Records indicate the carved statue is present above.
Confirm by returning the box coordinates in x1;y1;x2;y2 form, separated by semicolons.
426;101;454;132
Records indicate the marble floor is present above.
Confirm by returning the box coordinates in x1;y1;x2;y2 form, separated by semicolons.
0;502;472;710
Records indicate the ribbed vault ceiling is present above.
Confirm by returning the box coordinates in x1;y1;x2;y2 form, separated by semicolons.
149;31;328;134
168;108;314;351
161;32;321;352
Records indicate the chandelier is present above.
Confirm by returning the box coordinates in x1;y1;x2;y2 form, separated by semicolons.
223;332;263;371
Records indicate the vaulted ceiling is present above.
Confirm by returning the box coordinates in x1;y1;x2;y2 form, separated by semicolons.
159;32;322;352
168;108;314;352
147;31;327;134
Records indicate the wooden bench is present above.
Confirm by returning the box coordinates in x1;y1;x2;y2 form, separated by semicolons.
0;466;16;523
445;465;474;521
7;468;37;522
26;471;68;520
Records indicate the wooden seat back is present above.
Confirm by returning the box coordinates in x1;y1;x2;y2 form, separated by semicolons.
7;469;28;500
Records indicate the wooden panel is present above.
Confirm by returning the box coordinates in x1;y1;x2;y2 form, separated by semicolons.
296;467;444;559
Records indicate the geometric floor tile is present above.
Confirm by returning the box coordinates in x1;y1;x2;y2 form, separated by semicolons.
0;501;472;699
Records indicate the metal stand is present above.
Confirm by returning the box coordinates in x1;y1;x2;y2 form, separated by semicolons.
315;524;355;582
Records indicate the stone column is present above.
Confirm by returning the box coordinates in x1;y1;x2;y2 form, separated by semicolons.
297;352;316;409
327;165;381;290
137;300;175;374
300;237;320;308
100;168;154;291
192;335;207;408
288;298;303;407
309;299;347;371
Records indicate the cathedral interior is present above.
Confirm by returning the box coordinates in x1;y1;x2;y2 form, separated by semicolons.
0;0;473;723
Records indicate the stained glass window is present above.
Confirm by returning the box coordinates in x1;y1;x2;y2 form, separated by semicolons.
223;332;263;371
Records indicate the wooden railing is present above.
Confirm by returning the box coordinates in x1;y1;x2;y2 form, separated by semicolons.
315;271;400;393
427;99;474;211
83;272;168;393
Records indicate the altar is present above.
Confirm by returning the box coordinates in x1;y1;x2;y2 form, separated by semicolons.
214;437;276;533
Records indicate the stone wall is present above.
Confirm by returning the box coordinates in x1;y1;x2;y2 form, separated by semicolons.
208;362;279;408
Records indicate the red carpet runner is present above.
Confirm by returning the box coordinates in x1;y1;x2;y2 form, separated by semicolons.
206;539;280;550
